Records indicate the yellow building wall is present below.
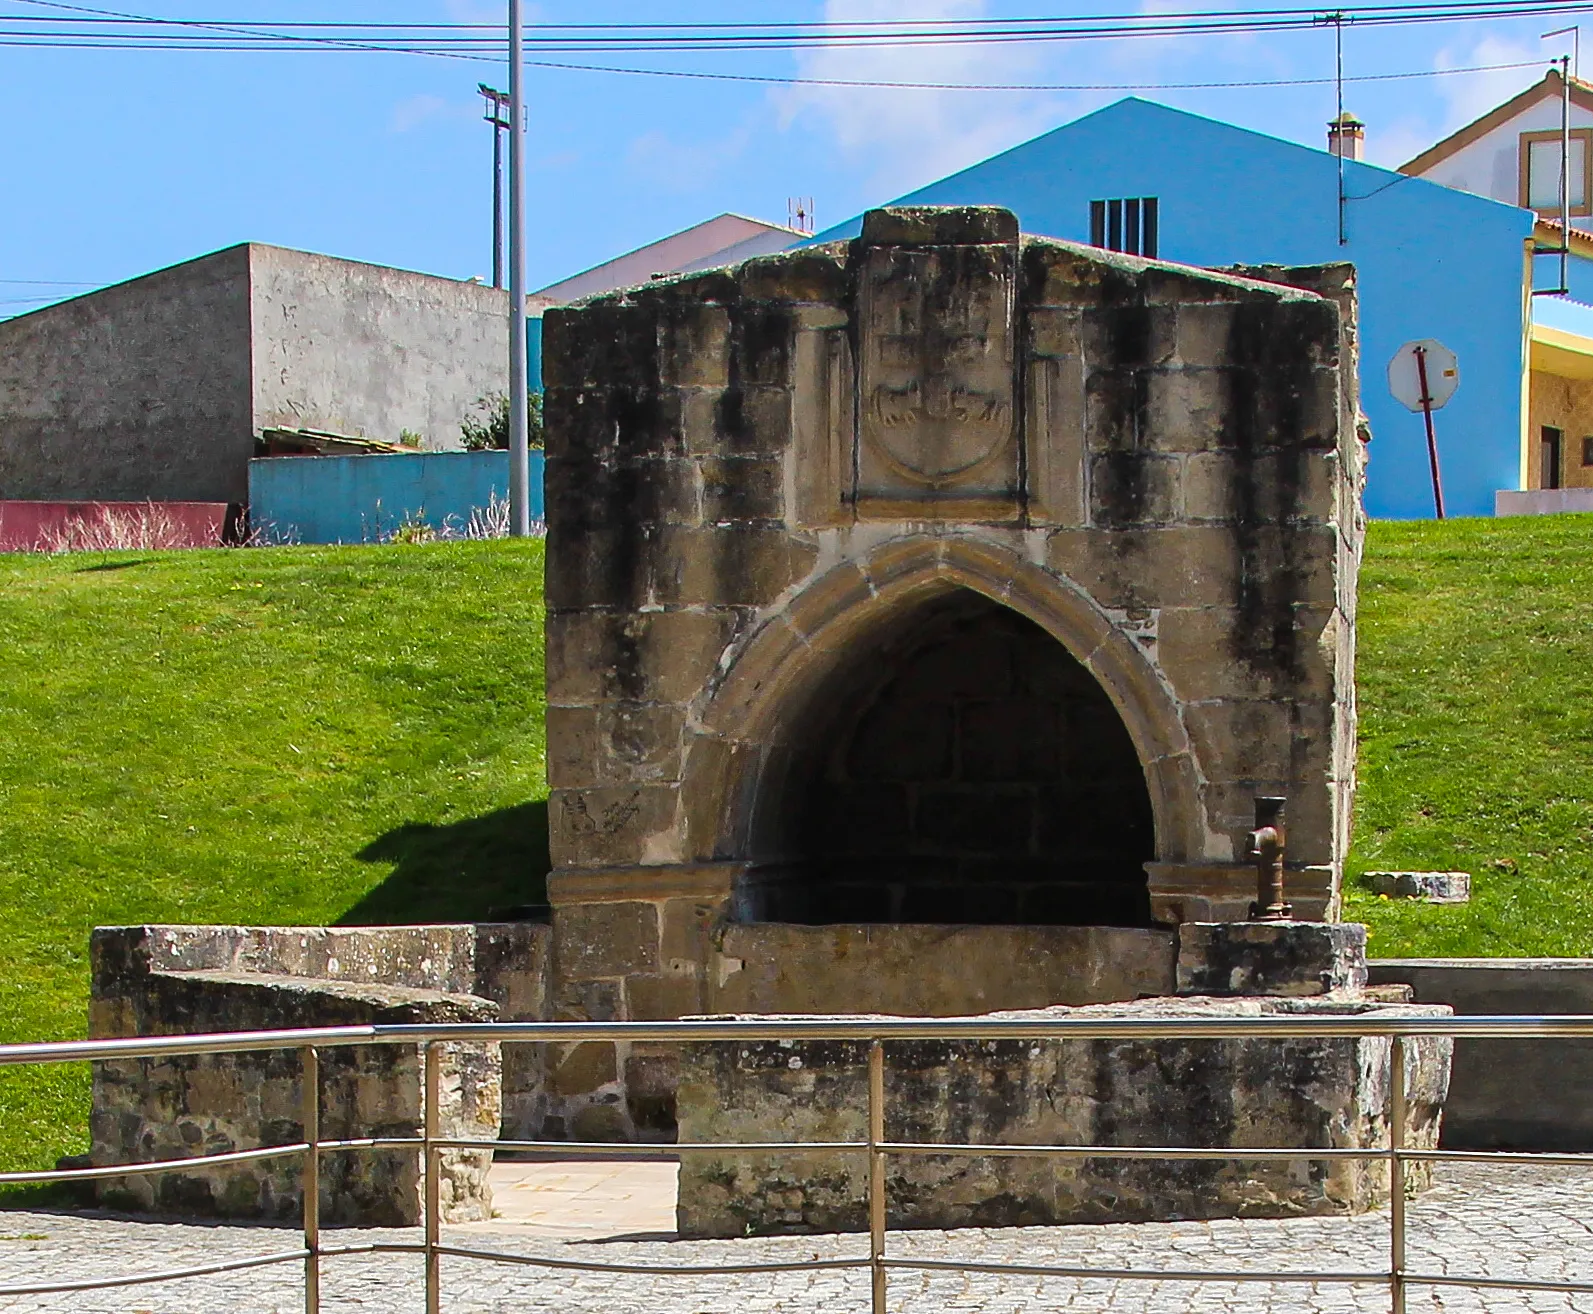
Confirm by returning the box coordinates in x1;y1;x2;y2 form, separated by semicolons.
1527;369;1593;489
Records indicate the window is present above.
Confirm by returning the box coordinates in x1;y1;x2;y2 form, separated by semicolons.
1090;198;1159;258
1582;435;1593;467
1542;425;1564;490
1519;129;1593;217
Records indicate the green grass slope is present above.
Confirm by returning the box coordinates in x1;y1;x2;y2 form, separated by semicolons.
0;542;549;1176
2;518;1593;1175
1344;515;1593;958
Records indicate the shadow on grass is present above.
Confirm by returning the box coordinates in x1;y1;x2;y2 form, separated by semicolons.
0;1181;84;1212
73;558;153;573
341;800;551;925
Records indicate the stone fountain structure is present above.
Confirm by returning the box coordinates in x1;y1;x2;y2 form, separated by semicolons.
83;205;1451;1231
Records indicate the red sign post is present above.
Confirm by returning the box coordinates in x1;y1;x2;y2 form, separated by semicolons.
1387;339;1460;519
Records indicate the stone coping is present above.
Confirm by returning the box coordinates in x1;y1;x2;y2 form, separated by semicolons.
683;994;1451;1021
159;968;497;1013
1370;957;1593;969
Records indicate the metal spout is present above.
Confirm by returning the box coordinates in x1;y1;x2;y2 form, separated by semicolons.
1248;795;1293;921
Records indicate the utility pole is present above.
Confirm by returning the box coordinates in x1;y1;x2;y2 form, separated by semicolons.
507;0;530;537
478;84;509;290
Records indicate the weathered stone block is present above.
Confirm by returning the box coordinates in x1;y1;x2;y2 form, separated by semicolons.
1366;871;1471;903
550;1042;617;1097
677;997;1450;1238
545;703;601;789
599;701;687;783
736;247;849;303
699;456;784;523
1155;604;1335;702
549;784;680;869
660;305;731;389
546;609;738;707
626;972;705;1021
553;899;660;983
1177;921;1368;997
711;923;1176;1015
655;525;817;608
1089;450;1181;527
87;967;501;1226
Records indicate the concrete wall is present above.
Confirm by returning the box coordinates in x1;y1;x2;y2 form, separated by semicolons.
0;243;525;505
810;97;1536;519
0;500;234;551
0;246;254;502
1496;487;1593;514
249;246;513;453
1368;958;1593;1149
248;450;544;543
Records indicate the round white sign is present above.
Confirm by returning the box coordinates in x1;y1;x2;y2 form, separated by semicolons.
1388;339;1459;413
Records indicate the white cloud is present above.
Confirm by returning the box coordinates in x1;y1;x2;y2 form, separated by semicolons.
390;94;452;133
1365;36;1550;168
775;0;1066;197
1434;35;1550;129
625;125;756;193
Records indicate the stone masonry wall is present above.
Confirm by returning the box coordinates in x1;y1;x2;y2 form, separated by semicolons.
541;205;1364;1140
91;923;551;1141
88;924;553;1221
676;996;1452;1238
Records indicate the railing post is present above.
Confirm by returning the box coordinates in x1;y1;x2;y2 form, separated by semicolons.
868;1038;886;1314
1389;1034;1407;1314
425;1040;441;1314
301;1045;320;1314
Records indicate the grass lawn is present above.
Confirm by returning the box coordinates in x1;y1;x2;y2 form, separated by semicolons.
1343;514;1593;958
0;541;549;1178
2;516;1593;1176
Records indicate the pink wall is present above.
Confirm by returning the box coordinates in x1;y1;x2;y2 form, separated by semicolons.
0;501;236;552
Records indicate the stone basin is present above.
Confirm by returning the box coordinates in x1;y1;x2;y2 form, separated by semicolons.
676;995;1452;1238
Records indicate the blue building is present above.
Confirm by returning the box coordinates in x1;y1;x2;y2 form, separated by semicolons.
812;96;1544;519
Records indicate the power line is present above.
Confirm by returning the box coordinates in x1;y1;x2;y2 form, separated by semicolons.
463;55;1554;92
0;29;1560;91
8;0;1591;34
0;0;1582;92
7;0;1593;53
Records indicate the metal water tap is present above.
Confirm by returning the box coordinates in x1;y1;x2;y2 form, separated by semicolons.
1248;796;1293;921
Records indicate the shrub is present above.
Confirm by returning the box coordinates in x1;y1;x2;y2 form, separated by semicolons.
460;392;544;452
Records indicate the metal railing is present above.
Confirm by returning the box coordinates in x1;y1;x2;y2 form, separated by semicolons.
3;1014;1593;1313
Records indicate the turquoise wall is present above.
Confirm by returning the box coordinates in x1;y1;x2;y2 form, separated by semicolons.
248;450;544;544
813;98;1535;519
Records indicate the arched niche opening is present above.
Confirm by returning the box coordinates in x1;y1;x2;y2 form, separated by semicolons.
745;589;1155;926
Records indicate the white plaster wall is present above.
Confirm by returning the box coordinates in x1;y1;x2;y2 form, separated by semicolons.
1416;96;1593;229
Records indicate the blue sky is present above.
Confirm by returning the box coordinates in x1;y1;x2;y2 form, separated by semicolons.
0;1;1580;314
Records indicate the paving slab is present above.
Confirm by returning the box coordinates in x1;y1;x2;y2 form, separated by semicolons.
1;1162;1589;1312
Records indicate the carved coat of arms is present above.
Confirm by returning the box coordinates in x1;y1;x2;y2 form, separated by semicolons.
856;242;1019;505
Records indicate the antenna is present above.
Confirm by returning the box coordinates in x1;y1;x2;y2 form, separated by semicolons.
1544;24;1580;78
1314;11;1349;246
788;197;815;234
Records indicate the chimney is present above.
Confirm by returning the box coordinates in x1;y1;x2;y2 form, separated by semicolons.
1328;112;1365;161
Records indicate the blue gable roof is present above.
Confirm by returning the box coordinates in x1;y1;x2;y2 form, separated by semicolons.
815;98;1535;518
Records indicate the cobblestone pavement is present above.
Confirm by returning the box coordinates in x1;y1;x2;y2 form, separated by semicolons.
2;1163;1590;1313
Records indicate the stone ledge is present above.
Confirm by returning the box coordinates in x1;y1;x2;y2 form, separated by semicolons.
548;863;744;907
1146;861;1334;924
